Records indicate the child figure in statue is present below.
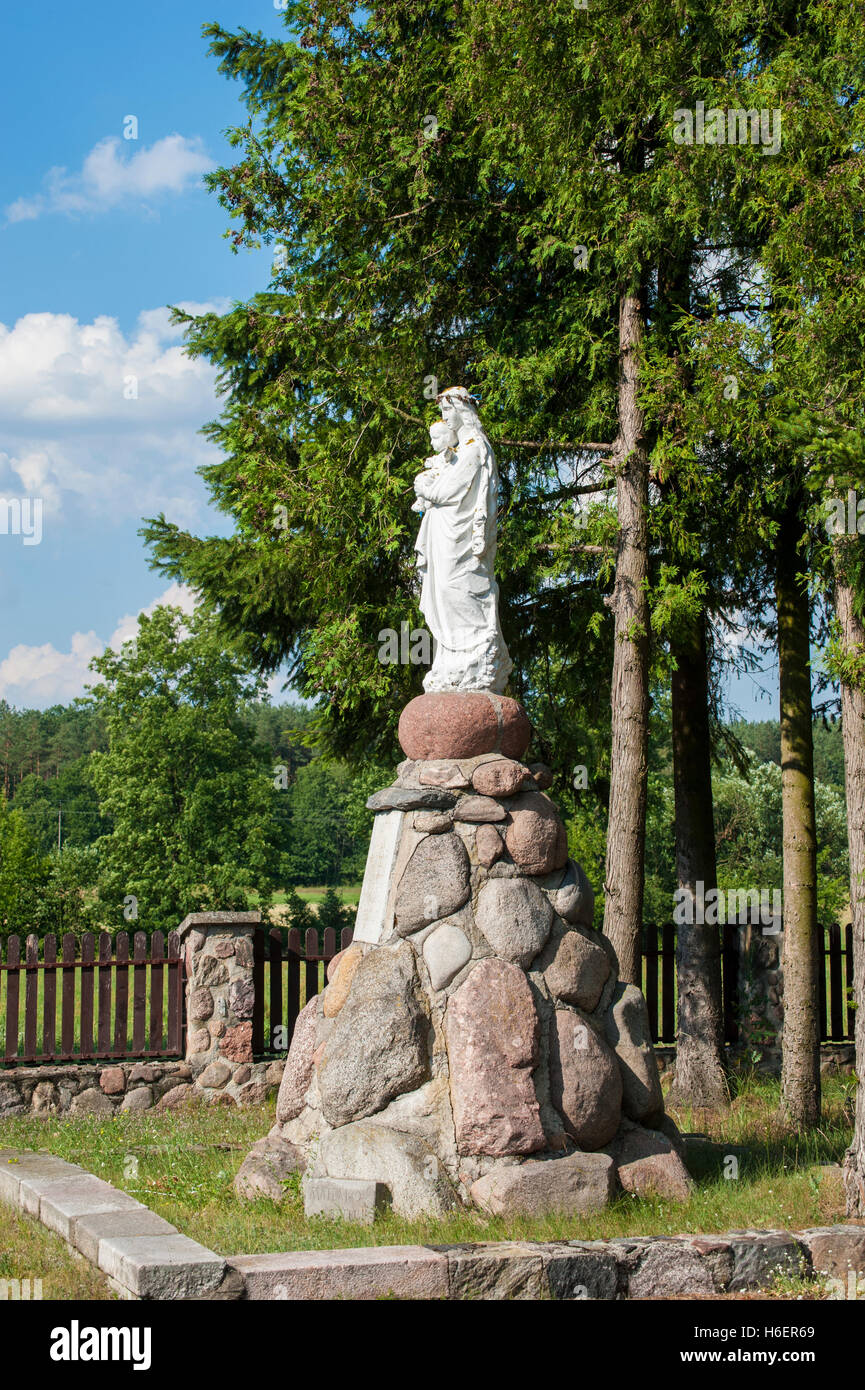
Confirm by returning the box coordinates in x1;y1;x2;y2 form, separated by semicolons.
411;419;459;515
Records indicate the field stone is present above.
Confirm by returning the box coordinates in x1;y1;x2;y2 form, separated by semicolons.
229;978;255;1020
471;758;530;798
615;1125;694;1202
188;1029;211;1054
549;1011;622;1151
120;1086;154;1112
198;1061;232;1090
417;762;470;790
99;1067;126;1096
318;1121;460;1219
444;958;545;1157
197;955;229;988
393;832;471;935
276;995;319;1123
470;1151;616;1218
504;791;569;875
604;983;664;1124
213;939;236;959
317;941;429;1128
31;1081;60;1115
234;1137;303;1201
542;927;610;1011
548;859;595;927
413;810;454;833
367;786;457;812
220;1022;253;1063
422;921;472;991
475;877;553;967
475;823;504;867
188;987;214;1022
529;763;553;790
452;795;508;823
70;1087;115;1116
398;692;531;762
323;942;366;1018
156;1083;197;1111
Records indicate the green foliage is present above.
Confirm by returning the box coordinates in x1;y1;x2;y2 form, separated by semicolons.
0;796;47;936
85;605;282;933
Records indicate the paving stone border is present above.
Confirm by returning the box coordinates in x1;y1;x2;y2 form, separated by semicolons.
2;1148;864;1300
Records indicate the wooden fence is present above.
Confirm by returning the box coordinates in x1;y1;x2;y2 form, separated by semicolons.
640;921;855;1045
252;924;354;1057
1;931;183;1068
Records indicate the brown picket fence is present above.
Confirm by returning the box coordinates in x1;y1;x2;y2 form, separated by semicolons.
0;930;184;1067
252;924;354;1057
640;921;855;1045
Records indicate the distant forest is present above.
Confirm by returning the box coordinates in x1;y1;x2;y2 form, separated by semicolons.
0;699;849;933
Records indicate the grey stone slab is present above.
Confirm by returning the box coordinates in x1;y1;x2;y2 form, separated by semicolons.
38;1176;145;1242
74;1208;179;1265
303;1176;391;1224
228;1245;449;1300
0;1151;85;1206
96;1233;226;1300
440;1241;547;1300
727;1231;809;1291
353;809;405;944
542;1243;620;1300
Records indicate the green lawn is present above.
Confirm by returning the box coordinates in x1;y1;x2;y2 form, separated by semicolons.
0;1200;115;1300
0;1076;854;1263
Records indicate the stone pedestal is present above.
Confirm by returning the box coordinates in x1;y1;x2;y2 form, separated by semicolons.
237;698;690;1218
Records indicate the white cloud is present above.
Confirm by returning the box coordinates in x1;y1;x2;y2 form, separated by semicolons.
5;135;213;223
0;303;230;527
0;583;198;707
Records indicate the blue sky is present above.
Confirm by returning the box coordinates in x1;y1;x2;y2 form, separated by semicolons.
0;1;779;718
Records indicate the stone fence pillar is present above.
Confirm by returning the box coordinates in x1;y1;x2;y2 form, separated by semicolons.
177;911;261;1089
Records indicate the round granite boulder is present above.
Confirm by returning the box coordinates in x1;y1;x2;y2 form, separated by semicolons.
398;693;532;761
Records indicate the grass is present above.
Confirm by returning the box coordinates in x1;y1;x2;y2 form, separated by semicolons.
0;1202;115;1300
0;1076;856;1264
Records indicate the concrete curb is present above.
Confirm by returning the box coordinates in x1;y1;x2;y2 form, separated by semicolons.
2;1149;864;1300
0;1149;227;1300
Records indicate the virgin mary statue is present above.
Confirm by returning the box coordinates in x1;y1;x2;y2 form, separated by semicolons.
413;386;513;694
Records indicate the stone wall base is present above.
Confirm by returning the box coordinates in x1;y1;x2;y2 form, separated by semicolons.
0;1057;285;1119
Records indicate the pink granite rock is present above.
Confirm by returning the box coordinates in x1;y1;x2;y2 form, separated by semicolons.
470;1151;616;1217
504;790;569;875
418;762;471;789
444;958;545;1157
398;693;531;761
615;1126;694;1202
549;1010;622;1151
475;822;504;867
543;928;611;1012
471;758;530;798
453;795;507;823
276;996;319;1124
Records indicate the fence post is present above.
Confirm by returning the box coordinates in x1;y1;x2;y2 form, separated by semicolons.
176;911;261;1088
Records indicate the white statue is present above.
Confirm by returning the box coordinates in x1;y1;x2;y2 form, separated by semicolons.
413;387;513;694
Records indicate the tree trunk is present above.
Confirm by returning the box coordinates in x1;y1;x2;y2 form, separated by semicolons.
834;547;865;1213
603;288;650;984
777;499;821;1128
668;615;728;1107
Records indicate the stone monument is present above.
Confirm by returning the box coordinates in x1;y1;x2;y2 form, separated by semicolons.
236;388;691;1219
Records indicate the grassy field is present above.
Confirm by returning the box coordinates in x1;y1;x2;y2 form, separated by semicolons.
0;1201;115;1300
0;1076;855;1271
